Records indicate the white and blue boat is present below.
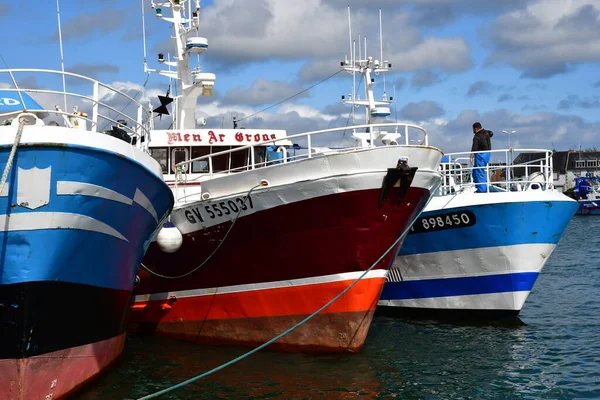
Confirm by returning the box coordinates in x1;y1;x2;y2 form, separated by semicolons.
0;70;173;399
378;149;578;319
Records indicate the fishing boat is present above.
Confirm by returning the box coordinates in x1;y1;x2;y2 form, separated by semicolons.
378;149;579;319
572;175;600;215
0;73;173;397
129;0;443;352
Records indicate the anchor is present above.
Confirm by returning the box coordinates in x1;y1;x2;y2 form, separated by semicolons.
378;158;418;208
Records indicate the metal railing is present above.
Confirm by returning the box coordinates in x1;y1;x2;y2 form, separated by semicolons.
171;122;431;202
0;69;152;152
438;149;554;195
173;121;429;177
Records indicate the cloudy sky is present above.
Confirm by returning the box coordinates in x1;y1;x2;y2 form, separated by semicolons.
1;0;600;154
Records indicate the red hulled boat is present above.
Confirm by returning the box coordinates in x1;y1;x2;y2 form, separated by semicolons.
130;0;443;352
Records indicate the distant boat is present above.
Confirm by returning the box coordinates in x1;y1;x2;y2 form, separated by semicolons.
129;1;443;352
573;175;600;215
378;150;578;319
0;68;173;398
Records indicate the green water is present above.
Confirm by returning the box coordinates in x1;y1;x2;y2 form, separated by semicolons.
74;217;600;399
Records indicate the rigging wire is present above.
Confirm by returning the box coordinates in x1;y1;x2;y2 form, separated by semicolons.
55;0;67;112
337;76;363;148
98;0;151;133
98;73;151;133
235;69;344;124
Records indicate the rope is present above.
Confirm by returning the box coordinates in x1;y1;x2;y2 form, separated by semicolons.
236;69;344;124
140;182;264;279
0;121;26;196
134;204;423;400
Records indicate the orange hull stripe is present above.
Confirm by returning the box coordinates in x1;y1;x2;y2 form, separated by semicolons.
132;277;386;322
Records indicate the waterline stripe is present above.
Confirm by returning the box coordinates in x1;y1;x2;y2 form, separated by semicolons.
134;269;388;302
380;272;539;300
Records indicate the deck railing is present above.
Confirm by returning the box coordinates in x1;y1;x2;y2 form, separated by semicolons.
0;68;152;152
172;121;429;179
438;149;554;195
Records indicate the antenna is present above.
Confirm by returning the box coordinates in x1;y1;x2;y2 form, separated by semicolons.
168;53;175;128
379;9;386;94
393;83;397;123
352;40;356;125
56;0;67;112
347;6;352;66
142;0;148;70
347;6;355;126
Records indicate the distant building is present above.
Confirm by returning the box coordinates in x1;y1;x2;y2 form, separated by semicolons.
512;150;600;192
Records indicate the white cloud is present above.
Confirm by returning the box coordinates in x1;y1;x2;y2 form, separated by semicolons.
150;0;473;78
222;78;310;106
487;0;600;78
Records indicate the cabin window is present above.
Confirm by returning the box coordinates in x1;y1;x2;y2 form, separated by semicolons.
253;147;266;167
230;146;249;172
211;146;230;172
575;160;586;168
171;148;189;173
150;147;168;174
587;160;597;168
191;147;210;173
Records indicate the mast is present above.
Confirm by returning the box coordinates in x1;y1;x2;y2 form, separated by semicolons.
341;8;398;146
147;0;215;130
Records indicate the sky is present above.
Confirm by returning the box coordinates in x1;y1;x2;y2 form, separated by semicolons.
1;0;600;155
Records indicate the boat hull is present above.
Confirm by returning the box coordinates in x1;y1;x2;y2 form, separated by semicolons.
378;191;578;319
132;162;441;352
576;199;600;215
133;272;384;352
0;133;173;399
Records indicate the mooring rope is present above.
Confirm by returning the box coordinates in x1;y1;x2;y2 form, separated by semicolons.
139;182;265;279
0;121;26;196
134;204;423;400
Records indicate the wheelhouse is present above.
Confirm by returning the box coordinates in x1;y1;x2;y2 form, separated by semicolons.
148;128;292;185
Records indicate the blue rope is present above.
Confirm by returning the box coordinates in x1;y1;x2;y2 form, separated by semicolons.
134;205;422;400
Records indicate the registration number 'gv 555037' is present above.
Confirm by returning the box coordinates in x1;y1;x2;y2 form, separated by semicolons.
183;195;255;224
409;210;476;234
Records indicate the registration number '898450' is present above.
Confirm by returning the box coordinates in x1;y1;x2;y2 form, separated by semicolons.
409;210;476;234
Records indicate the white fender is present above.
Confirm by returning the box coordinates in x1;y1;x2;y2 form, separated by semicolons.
156;222;183;253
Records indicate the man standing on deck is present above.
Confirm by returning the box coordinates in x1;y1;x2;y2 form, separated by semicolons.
469;122;494;192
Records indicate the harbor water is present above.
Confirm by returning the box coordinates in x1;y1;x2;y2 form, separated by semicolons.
75;216;600;400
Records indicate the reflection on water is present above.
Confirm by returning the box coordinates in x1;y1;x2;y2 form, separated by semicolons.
76;217;600;399
76;337;384;400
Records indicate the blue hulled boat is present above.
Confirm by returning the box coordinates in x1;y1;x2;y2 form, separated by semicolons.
0;72;173;400
378;149;578;319
573;175;600;215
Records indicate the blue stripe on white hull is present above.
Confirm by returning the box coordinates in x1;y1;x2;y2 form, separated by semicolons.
379;289;533;312
380;244;547;311
380;194;577;314
0;145;173;291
